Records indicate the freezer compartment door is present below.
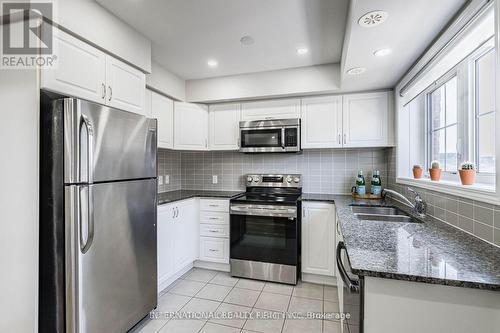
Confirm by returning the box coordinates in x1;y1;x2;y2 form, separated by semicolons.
63;98;157;184
65;179;157;333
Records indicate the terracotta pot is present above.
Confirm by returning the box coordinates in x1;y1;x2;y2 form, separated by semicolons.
429;168;441;181
459;169;476;185
413;167;423;179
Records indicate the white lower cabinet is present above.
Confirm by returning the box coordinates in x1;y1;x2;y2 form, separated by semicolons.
301;202;336;276
157;199;198;290
199;237;230;263
198;199;230;264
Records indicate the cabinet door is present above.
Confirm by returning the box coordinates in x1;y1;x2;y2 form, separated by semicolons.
342;92;389;147
174;102;208;150
209;103;241;150
173;200;198;271
241;98;300;121
301;96;342;148
157;205;175;288
151;91;174;149
41;29;106;104
301;202;335;276
105;55;146;115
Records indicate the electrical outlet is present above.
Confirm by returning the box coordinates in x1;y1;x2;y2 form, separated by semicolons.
165;175;170;184
212;175;218;184
158;175;163;185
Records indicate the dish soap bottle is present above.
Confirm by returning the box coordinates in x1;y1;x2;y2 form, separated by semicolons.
356;170;366;195
371;170;382;196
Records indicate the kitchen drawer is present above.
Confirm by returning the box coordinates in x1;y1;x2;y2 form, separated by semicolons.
200;224;229;238
200;199;229;212
200;211;229;225
199;237;229;263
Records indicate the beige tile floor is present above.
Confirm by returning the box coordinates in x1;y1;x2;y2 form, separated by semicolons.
129;268;342;333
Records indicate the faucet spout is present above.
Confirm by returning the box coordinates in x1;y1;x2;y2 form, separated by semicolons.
382;188;427;218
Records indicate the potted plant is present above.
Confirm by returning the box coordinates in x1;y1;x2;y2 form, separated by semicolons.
412;165;423;179
429;160;442;181
459;162;476;185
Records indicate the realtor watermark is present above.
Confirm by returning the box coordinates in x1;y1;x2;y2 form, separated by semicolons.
1;1;57;69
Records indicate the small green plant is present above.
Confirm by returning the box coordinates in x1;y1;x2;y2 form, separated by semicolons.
413;164;422;169
460;161;475;170
430;160;441;169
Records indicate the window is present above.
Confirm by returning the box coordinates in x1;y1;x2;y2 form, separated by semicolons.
474;48;496;174
428;76;459;172
423;38;495;184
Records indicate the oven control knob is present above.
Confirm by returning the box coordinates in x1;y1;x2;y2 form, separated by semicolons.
247;176;253;182
253;176;260;182
286;176;292;183
293;177;300;183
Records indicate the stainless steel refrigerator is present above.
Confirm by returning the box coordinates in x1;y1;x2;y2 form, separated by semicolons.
40;97;157;333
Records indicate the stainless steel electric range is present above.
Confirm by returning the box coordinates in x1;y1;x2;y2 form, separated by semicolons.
229;174;302;285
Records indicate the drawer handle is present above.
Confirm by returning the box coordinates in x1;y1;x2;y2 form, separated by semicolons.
208;204;219;207
209;217;220;220
208;230;218;233
209;249;219;252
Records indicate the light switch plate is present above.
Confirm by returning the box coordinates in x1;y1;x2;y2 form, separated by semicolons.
212;175;218;184
158;175;163;185
165;175;170;184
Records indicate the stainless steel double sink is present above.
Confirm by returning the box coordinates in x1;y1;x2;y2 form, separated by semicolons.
350;205;419;223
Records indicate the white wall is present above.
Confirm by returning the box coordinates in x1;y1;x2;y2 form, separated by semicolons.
54;0;151;72
0;22;40;333
185;63;340;102
146;61;186;101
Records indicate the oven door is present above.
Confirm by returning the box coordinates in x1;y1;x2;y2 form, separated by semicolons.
230;205;299;266
240;127;284;152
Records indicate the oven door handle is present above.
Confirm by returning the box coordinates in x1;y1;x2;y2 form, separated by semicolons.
336;241;360;293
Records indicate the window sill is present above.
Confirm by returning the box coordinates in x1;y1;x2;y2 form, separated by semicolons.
396;177;499;205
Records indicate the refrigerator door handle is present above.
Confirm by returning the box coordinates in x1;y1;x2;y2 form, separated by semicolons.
80;185;95;253
81;114;94;183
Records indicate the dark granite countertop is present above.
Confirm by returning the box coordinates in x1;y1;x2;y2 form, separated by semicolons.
302;193;500;291
158;190;244;205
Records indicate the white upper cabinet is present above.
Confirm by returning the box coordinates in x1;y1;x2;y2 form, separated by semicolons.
41;28;146;115
41;29;106;104
209;103;241;150
301;202;336;277
342;92;390;147
301;95;343;149
151;91;174;149
241;98;300;121
144;89;152;118
174;102;209;150
105;56;146;115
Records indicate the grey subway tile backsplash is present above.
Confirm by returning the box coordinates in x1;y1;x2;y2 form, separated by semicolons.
158;148;388;194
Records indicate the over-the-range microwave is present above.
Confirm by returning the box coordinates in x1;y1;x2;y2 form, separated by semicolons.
239;118;301;153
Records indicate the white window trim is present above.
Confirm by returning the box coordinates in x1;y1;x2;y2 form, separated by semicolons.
396;177;499;205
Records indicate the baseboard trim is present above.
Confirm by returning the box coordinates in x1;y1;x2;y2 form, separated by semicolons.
158;262;194;294
301;273;337;286
194;260;230;272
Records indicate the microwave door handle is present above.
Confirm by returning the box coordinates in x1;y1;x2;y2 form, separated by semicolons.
336;241;360;292
281;128;285;149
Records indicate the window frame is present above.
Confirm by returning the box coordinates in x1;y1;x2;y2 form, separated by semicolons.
422;38;496;185
471;42;496;181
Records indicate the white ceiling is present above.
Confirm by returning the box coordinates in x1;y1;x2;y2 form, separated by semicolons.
341;0;466;91
96;0;349;80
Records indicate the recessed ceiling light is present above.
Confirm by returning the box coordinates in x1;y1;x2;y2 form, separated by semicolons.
347;67;366;75
374;48;392;57
358;10;388;28
207;59;218;68
240;35;255;46
297;48;309;55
